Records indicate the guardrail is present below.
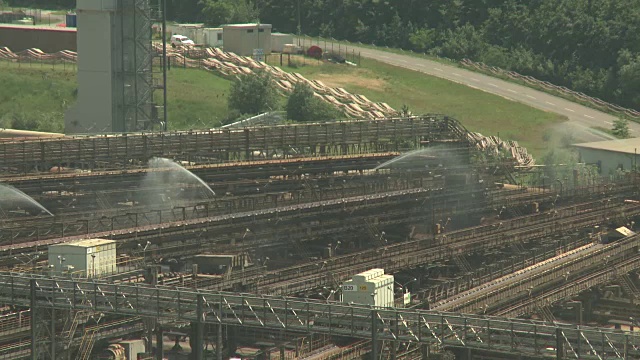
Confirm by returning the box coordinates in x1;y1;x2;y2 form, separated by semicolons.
460;58;640;121
295;34;640;122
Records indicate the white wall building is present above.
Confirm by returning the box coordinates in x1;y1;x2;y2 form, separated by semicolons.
271;32;293;52
48;239;116;278
222;23;272;57
341;269;394;308
574;138;640;174
203;28;223;47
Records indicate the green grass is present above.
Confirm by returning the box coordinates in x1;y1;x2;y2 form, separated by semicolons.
0;61;232;132
165;68;231;130
283;58;567;158
298;35;639;123
0;62;76;133
1;56;566;158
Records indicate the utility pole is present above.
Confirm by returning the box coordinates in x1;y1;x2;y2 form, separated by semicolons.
161;0;168;131
297;0;301;36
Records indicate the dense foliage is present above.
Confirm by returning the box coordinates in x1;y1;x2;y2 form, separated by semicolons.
227;70;278;115
286;83;338;122
205;0;640;111
8;0;639;110
270;0;640;111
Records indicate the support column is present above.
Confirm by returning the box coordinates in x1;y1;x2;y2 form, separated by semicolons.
50;307;56;360
421;344;430;359
30;279;37;360
556;328;564;360
371;310;378;360
390;341;396;359
216;322;223;360
147;321;154;355
192;295;204;360
156;326;164;360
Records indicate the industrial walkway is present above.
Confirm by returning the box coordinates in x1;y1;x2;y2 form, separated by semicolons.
1;273;639;359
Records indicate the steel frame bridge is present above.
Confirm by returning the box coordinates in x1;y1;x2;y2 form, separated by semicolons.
0;115;467;174
1;274;639;360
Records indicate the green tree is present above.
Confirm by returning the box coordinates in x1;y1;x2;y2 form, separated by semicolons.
612;118;630;138
228;71;278;115
617;49;640;108
438;24;487;59
200;0;257;26
409;27;437;52
286;83;338;122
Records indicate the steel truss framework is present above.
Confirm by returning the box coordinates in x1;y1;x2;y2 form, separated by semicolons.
1;176;630;252
0;115;467;173
0;169;434;245
433;234;640;314
1;274;639;359
253;200;640;296
0;186;495;258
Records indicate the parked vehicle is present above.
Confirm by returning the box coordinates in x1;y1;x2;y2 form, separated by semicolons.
170;34;195;48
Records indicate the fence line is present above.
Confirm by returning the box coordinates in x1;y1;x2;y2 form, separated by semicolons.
460;59;640;121
295;34;640;121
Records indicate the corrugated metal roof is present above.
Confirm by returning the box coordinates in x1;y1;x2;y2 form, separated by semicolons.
51;238;115;248
222;23;272;29
573;138;640;155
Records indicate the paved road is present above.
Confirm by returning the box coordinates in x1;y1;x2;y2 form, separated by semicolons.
299;39;639;141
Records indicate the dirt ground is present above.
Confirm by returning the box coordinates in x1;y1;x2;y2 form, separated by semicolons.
313;72;386;90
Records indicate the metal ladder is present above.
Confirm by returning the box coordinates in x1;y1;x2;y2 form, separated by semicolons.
620;274;640;298
75;328;97;360
536;305;556;323
62;311;85;348
452;253;473;274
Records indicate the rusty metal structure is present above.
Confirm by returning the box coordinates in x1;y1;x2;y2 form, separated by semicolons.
0;116;639;360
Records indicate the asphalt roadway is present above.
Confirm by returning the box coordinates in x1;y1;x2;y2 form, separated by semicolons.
298;39;639;141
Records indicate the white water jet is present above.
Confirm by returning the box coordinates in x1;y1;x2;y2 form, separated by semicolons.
148;158;216;197
0;184;54;216
374;148;437;170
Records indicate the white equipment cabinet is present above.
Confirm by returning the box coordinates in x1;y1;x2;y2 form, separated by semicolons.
48;239;116;278
341;268;394;308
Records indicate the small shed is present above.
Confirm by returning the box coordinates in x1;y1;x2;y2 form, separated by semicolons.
271;32;293;52
574;138;640;174
222;23;272;56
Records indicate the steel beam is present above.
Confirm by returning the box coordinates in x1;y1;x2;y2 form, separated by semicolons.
2;273;640;358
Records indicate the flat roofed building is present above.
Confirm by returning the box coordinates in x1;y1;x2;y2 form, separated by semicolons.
48;238;116;278
574;138;640;174
222;23;272;57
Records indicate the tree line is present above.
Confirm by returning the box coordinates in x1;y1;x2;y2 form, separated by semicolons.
206;0;640;112
7;0;639;111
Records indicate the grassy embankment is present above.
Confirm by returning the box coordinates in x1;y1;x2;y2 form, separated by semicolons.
0;61;231;131
285;57;566;157
0;57;566;157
